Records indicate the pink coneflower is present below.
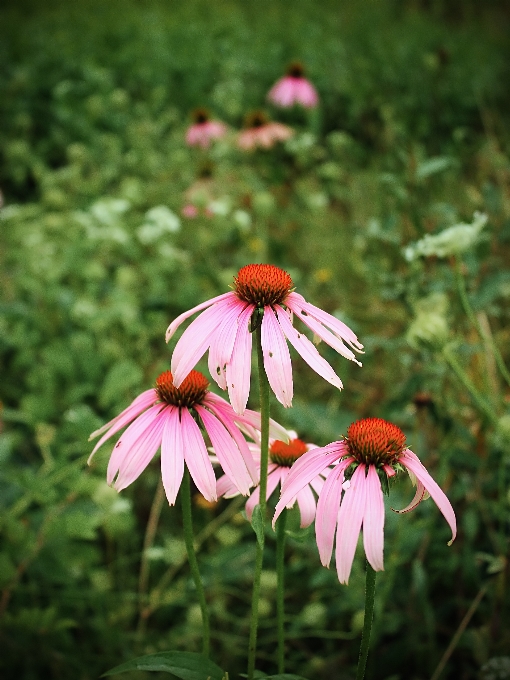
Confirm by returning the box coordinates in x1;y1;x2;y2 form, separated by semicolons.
237;112;294;151
267;62;319;109
217;430;324;527
88;369;281;505
165;264;363;414
274;417;457;584
181;204;200;219
185;109;227;149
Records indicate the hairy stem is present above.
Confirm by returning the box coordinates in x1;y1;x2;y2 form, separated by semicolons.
356;561;377;680
276;508;287;673
247;319;270;679
181;468;210;657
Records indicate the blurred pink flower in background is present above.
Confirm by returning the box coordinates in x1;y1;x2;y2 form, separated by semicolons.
237;111;293;151
217;430;325;527
88;370;281;505
165;263;363;414
181;204;200;219
274;417;456;584
268;62;319;109
185;108;227;149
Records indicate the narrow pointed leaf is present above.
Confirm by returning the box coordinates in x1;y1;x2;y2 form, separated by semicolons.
102;651;225;680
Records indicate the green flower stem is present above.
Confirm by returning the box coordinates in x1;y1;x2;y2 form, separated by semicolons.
247;319;271;680
181;468;210;657
356;561;377;680
442;344;498;425
276;508;287;673
455;257;510;389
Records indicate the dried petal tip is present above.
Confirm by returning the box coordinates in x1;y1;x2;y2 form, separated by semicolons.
269;438;308;467
233;264;293;306
156;370;209;407
346;417;406;467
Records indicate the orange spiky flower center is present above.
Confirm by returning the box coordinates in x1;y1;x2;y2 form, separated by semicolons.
345;417;406;467
155;370;209;408
287;61;305;78
233;264;293;306
269;438;308;467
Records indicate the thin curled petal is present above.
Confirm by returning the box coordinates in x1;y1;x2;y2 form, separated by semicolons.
335;464;367;585
106;403;163;485
392;478;427;514
160;407;185;505
399;449;457;545
165;291;235;342
88;389;157;463
276;308;343;390
180;408;217;502
315;457;353;567
261;306;293;407
171;301;230;387
196;405;253;496
363;466;385;573
114;408;167;491
273;442;347;527
226;304;254;414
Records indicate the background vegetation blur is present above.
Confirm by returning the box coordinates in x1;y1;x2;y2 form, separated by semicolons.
1;0;510;678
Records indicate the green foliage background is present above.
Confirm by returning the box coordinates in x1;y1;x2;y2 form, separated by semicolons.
1;0;510;678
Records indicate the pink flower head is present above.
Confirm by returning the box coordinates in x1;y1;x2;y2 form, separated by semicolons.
181;204;199;219
165;263;363;414
237;111;293;151
88;369;272;505
185;109;227;149
267;62;319;109
274;417;457;584
217;430;324;527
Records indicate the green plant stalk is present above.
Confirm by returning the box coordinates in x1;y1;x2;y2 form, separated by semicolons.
276;508;287;673
247;319;271;680
442;345;498;425
455;257;510;388
181;468;210;657
356;561;377;680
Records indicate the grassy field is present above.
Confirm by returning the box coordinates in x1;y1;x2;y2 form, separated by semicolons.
1;1;510;678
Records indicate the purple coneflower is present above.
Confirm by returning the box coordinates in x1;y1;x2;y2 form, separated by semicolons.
165;264;363;414
217;430;325;527
185;109;227;149
274;417;456;584
237;112;293;151
88;370;288;505
268;62;319;109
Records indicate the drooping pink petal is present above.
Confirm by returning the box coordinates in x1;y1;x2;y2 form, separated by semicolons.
88;389;158;463
276;308;343;390
335;464;368;585
114;407;167;491
246;466;283;521
295;484;317;528
196;405;253;496
216;473;239;499
180;408;217;502
225;304;254;414
261;305;293;407
208;300;246;390
273;442;347;526
165;291;235;342
106;403;164;484
160;406;185;505
392;477;427;514
286;292;363;350
203;395;259;484
171;298;234;387
287;300;361;365
399;449;456;545
315;457;353;567
363;465;385;573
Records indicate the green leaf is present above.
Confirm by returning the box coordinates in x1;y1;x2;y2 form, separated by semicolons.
99;360;143;408
250;504;265;548
102;651;225;679
260;675;310;680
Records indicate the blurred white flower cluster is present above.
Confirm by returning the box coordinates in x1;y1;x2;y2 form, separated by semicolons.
404;212;488;261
